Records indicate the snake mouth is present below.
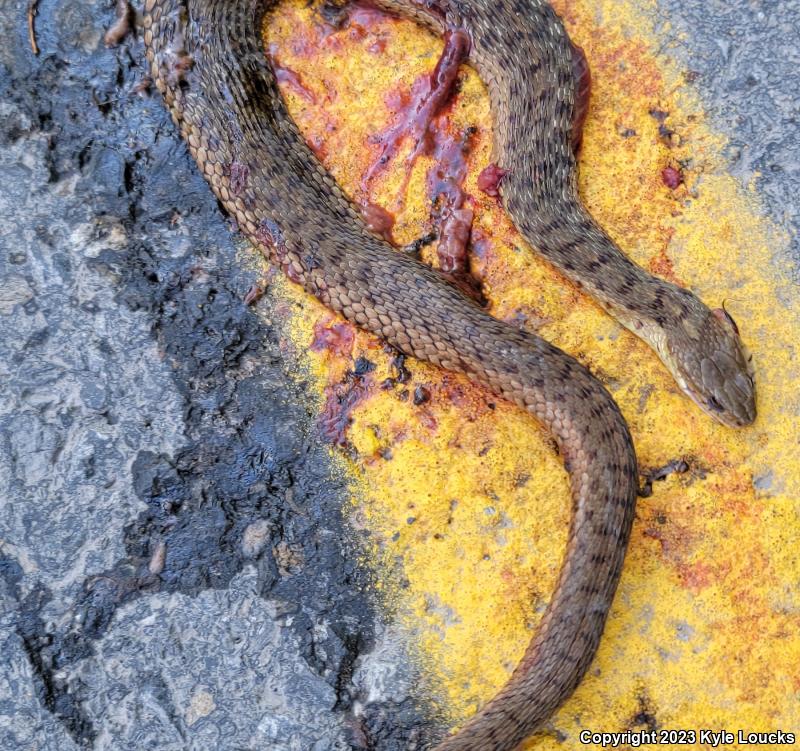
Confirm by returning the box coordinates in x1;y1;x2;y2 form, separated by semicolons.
704;395;753;428
678;372;756;429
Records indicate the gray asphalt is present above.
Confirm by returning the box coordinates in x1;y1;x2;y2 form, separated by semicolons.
657;0;800;267
0;1;797;749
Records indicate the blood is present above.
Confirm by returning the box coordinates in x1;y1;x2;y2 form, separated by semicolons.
270;8;481;295
243;284;264;306
648;246;680;283
360;29;470;198
426;125;476;276
268;45;316;103
319;370;372;445
477;163;508;198
358;28;480;283
469;228;492;264
229;162;249;197
437;208;473;273
347;3;391;35
316;2;393;52
311;319;356;357
661;165;683;189
418;409;438;431
256;217;284;250
569;41;592;152
358;200;396;243
273;64;316;103
426;126;472;210
305;133;329;161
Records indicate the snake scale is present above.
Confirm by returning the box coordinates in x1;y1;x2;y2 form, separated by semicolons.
142;0;756;747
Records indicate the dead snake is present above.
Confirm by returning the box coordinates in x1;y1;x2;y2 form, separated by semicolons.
142;0;756;747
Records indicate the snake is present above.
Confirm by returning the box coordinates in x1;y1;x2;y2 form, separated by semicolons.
142;0;756;747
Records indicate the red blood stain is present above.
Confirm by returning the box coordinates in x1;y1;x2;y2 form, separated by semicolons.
347;3;390;41
282;19;318;58
306;132;329;161
358;200;396;243
441;376;471;409
256;217;284;250
648;247;679;283
500;567;515;584
229;162;249;197
273;64;316;103
368;39;387;54
427;126;476;275
417;408;438;431
243;284;264;306
438;373;495;417
469;228;492;262
270;11;481;296
383;87;407;113
678;561;713;592
289;35;315;57
643;522;730;593
426;126;472;209
311;320;356;357
643;524;683;561
662;165;683;189
320;373;372;445
354;26;480;285
269;45;316;103
313;2;395;53
438;208;474;273
477;163;508;198
348;3;393;33
361;29;470;198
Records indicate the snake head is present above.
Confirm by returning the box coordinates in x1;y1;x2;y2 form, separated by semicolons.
664;303;756;428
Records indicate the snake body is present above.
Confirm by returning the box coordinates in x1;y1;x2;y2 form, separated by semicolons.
143;0;755;747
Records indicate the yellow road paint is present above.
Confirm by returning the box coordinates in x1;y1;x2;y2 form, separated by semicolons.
260;0;799;744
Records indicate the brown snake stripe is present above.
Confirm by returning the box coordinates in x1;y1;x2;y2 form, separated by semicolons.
143;0;756;747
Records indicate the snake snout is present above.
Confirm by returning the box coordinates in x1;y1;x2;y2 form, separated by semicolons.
700;351;756;427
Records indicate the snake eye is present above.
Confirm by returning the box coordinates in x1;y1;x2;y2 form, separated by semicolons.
707;395;724;412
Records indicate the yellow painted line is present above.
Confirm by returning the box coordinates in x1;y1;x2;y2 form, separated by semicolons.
260;0;799;744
